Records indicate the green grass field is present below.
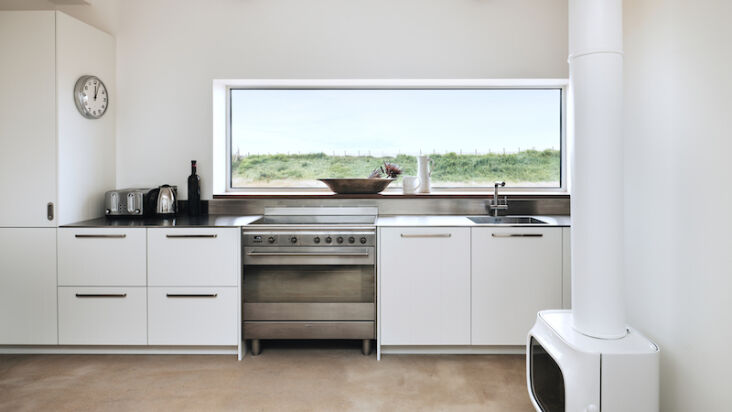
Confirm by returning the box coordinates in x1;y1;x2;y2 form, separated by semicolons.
231;149;560;188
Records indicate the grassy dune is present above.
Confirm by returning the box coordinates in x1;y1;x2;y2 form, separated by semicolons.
231;150;560;187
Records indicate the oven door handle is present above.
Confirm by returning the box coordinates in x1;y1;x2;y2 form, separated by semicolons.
246;251;370;257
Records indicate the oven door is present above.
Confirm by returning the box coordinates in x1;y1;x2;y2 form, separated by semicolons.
243;246;375;322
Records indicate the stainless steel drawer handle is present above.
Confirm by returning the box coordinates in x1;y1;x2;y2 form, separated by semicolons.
166;294;218;298
400;234;452;238
491;233;544;238
165;234;218;238
75;293;127;298
247;252;370;257
75;234;127;239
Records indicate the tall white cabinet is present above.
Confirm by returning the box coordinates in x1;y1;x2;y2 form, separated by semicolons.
0;11;57;228
0;11;115;345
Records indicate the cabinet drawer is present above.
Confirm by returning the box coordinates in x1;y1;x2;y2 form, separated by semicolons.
148;287;238;346
148;228;240;286
58;287;146;345
58;228;146;286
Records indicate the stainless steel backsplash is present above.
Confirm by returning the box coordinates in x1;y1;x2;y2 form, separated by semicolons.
208;196;570;216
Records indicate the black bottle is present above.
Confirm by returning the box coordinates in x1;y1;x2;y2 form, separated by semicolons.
187;160;201;217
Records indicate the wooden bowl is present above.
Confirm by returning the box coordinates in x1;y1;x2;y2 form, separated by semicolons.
318;178;395;194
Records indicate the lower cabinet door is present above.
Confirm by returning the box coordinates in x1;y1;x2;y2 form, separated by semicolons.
148;287;238;346
471;227;563;345
380;227;471;345
0;228;57;344
58;287;147;345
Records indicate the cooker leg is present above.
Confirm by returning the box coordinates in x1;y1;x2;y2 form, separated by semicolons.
251;339;261;356
361;339;372;356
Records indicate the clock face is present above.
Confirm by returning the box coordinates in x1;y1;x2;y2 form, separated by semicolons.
74;75;108;119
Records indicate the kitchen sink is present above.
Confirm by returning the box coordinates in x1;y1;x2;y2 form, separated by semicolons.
468;216;548;225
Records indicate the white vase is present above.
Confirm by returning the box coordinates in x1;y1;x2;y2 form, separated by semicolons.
416;155;433;193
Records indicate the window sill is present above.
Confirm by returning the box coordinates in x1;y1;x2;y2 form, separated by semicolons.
213;191;569;199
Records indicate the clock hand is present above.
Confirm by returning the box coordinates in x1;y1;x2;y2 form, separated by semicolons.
94;85;98;100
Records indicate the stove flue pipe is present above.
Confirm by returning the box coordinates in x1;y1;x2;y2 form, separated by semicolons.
569;0;627;339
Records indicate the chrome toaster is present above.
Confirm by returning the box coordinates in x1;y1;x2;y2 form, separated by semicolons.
104;188;156;217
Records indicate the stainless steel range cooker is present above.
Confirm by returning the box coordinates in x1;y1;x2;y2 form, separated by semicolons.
242;207;377;356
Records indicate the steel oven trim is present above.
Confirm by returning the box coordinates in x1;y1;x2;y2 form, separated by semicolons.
243;229;375;247
243;246;374;265
243;225;378;230
243;321;375;340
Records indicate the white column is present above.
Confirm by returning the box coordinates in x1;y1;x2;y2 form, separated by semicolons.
569;0;627;339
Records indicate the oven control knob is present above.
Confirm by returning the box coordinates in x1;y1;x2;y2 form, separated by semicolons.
267;236;276;244
348;236;355;244
313;236;321;244
325;236;332;243
360;237;367;244
290;236;298;244
337;236;344;244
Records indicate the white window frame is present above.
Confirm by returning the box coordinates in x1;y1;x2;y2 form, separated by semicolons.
213;79;568;195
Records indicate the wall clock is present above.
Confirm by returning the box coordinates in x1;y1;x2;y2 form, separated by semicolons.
73;75;108;119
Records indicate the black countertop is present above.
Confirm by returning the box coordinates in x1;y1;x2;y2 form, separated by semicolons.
63;214;571;228
62;215;261;228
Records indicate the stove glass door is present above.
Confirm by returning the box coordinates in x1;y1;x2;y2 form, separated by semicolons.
530;337;566;412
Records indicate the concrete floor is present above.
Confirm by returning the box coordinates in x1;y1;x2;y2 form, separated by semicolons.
0;342;532;412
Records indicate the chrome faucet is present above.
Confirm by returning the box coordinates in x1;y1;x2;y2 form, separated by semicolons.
488;181;508;217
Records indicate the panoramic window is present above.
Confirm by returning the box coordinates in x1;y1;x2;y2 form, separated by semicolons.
229;88;562;190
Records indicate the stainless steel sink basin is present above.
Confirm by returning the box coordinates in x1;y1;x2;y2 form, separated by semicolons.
468;216;548;225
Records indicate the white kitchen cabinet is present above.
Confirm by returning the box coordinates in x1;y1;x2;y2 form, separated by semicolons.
58;286;147;345
58;228;147;286
148;287;239;346
0;11;116;348
379;227;471;345
148;228;240;287
0;228;58;344
471;227;563;345
0;11;115;227
0;12;57;227
54;227;241;349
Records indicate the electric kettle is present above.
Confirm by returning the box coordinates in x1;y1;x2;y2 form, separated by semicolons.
155;185;177;216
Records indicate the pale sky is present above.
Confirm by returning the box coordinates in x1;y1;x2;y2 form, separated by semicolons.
231;89;561;157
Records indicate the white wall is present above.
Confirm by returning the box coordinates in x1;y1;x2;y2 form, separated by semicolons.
115;0;569;199
624;0;732;410
56;11;116;224
0;0;118;34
